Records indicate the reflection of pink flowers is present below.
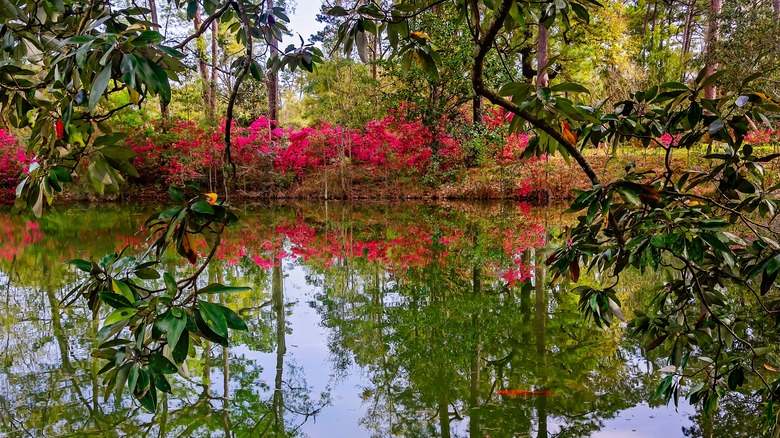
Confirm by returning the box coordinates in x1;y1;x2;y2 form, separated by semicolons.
230;210;547;290
252;255;273;270
501;268;532;288
0;218;44;261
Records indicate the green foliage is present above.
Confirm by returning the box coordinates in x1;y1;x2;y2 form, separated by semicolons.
545;76;780;421
64;188;248;412
301;59;383;128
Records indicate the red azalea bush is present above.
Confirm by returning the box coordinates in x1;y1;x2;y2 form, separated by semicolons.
744;128;778;146
125;105;467;188
479;107;533;163
127;117;277;187
0;129;30;200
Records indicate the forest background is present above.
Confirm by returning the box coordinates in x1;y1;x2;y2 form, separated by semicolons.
1;0;778;204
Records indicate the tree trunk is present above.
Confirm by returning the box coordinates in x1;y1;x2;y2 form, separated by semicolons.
537;23;549;89
211;20;219;118
534;256;548;438
272;260;286;436
194;8;213;117
775;0;780;20
148;0;169;118
680;1;694;81
371;33;378;81
703;0;721;100
267;0;279;124
469;245;483;438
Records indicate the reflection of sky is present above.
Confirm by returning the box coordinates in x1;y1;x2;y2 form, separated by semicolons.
284;262;367;436
583;403;693;438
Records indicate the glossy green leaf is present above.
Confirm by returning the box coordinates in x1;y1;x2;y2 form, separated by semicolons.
198;283;252;294
198;300;228;338
551;82;590;94
99;291;133;309
148;354;178;374
65;259;93;272
89;65;112;114
104;308;137;326
112;279;135;303
164;272;178;295
190;201;214;215
216;305;248;331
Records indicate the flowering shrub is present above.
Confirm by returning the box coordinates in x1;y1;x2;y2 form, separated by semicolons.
478;107;536;163
275;107;461;176
127;117;277;187
0;129;30;200
744;128;778;145
123;106;469;188
658;132;681;147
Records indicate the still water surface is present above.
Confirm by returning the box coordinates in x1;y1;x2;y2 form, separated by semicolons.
0;202;761;437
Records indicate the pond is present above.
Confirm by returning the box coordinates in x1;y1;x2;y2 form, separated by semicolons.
0;201;763;437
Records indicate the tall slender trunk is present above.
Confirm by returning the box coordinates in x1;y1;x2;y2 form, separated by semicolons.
194;8;213;117
149;0;169;117
267;0;279;124
211;20;219;118
272;260;286;435
371;33;378;81
468;256;483;438
704;0;721;100
680;1;695;81
537;24;549;88
534;257;548;438
222;345;230;435
775;0;780;20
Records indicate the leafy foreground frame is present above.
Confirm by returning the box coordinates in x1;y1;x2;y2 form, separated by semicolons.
63;187;248;412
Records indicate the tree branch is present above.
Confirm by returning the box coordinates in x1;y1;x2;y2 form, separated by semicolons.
172;2;232;50
470;0;600;186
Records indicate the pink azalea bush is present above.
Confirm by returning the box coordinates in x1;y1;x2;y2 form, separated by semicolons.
744;128;778;146
125;107;468;186
0;129;31;200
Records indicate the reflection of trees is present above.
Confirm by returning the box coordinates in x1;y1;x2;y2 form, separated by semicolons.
0;201;771;436
0;210;328;437
310;214;656;438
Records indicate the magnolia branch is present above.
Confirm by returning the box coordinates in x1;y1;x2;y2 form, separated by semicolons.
172;1;232;50
469;0;600;186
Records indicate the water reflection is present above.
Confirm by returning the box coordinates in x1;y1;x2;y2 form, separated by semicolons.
0;202;761;437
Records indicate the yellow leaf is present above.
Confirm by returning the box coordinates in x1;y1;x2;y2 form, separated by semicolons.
181;233;197;265
410;31;431;41
560;120;578;145
129;89;140;105
205;193;218;205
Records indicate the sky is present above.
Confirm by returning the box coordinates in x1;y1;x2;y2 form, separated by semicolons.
284;0;326;46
